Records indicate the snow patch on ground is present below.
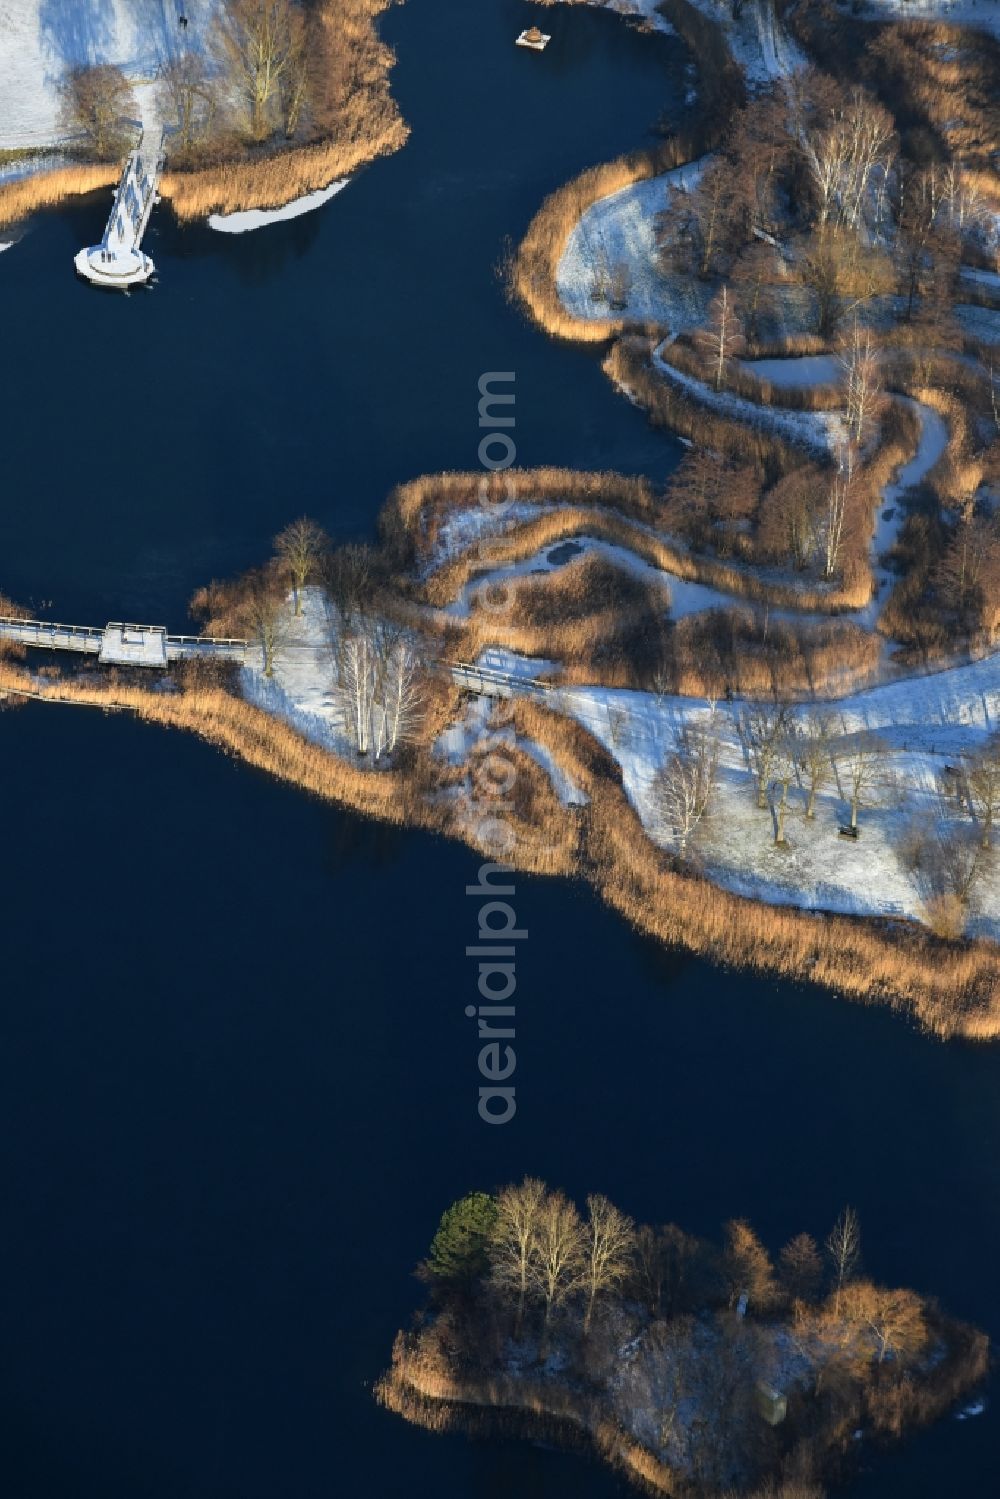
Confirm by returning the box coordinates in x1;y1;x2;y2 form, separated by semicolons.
956;303;1000;344
0;0;220;151
961;266;1000;295
557;161;711;330
741;354;842;388
559;654;1000;937
208;180;349;233
519;735;589;805
428;502;545;577
686;0;808;89
859;398;948;630
240;586;352;755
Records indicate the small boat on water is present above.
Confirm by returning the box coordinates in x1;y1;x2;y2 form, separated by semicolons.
516;26;551;51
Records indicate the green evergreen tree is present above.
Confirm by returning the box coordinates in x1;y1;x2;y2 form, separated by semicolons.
421;1192;498;1286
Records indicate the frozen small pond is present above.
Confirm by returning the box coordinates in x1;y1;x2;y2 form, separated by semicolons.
741;354;842;388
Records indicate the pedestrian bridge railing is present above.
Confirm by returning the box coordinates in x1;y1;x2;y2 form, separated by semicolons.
0;616;249;667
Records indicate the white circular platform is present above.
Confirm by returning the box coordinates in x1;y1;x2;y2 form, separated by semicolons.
74;245;155;289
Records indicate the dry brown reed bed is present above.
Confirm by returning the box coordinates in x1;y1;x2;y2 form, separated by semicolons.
160;121;407;220
508;698;1000;1038
377;1349;683;1497
382;468;659;567
609;338;929;605
907;384;984;511
663;613;882;698
874;21;1000;169
0;658;425;821
511;0;744;342
0;161;118;231
606;336;821;474
442;726;580;876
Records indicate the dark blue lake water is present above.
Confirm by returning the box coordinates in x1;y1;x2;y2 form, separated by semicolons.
0;3;997;1496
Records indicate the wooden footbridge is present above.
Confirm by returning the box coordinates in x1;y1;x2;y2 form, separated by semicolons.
74;130;165;288
447;659;553;699
0;616;247;667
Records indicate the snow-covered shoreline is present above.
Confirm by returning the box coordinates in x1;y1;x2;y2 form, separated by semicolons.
208;181;349;234
540;0;676;34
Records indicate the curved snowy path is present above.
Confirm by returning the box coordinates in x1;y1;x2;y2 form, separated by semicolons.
436;383;947;649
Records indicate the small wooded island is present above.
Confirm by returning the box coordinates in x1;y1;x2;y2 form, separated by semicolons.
377;1180;987;1497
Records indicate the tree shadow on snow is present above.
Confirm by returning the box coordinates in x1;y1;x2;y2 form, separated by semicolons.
39;0;201;72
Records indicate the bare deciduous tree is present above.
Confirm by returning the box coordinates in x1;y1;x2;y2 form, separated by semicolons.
799;85;894;234
795;226;893;340
526;1190;586;1357
697;284;743;392
214;0;308;141
58;64;136;160
964;738;1000;850
381;634;424;756
489;1176;547;1338
328;542;374;629
657;157;748;279
664;447;759;553
936;519;1000;621
342;622;423;762
653;714;720;856
771;725;797;847
826;1205;861;1313
245;571;287;677
823;443;855;582
158;53;217;157
581;1195;635;1334
275;517;329;615
794;709;834;819
739;701;793;810
832;729;886;830
731;239;781;348
343;627;378;756
840;321;881;447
